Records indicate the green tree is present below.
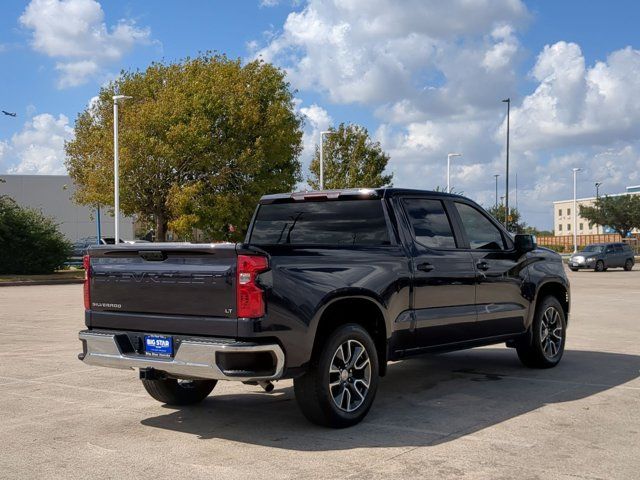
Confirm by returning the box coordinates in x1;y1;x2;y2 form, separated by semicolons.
0;197;71;274
66;54;303;241
579;195;640;238
308;123;393;190
486;203;527;233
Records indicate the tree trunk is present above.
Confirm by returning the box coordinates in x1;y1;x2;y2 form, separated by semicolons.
155;214;167;242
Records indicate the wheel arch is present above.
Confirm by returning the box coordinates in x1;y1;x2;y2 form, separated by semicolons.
310;294;389;376
534;281;570;325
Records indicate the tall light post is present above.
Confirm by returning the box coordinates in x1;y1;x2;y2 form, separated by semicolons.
113;95;132;242
573;167;582;253
594;181;603;234
494;174;500;208
595;182;602;198
96;205;102;244
319;130;336;190
502;98;510;228
447;153;462;193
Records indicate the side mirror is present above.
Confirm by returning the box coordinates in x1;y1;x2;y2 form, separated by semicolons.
514;234;537;253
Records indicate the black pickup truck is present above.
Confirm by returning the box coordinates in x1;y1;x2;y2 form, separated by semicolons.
79;188;570;428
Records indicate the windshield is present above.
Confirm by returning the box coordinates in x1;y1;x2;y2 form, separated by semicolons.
582;245;604;253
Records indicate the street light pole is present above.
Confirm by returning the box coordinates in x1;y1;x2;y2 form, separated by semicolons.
595;182;602;198
494;174;500;208
96;205;102;244
447;153;462;193
502;98;510;228
573;167;581;253
319;130;335;190
113;95;132;242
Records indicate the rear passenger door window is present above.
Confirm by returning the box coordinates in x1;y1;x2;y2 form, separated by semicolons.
454;202;506;250
402;198;457;249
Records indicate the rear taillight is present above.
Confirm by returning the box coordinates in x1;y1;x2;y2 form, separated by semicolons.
236;255;268;318
83;255;91;310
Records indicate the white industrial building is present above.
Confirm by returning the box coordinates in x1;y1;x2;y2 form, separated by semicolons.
0;174;134;242
553;186;640;236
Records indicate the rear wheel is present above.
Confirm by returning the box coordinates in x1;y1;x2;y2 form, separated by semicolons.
141;378;217;405
595;260;605;272
294;324;379;428
624;259;634;271
516;296;566;368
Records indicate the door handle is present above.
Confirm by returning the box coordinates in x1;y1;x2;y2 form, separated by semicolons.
417;262;434;272
476;261;490;271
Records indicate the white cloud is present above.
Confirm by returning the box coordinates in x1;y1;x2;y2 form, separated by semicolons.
298;102;333;179
20;0;151;88
256;0;529;197
55;60;100;88
507;43;640;151
257;0;528;106
257;1;640;228
0;141;10;171
300;103;332;131
4;113;74;174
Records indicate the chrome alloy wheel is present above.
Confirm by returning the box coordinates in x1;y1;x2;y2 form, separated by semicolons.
540;306;563;359
329;339;371;413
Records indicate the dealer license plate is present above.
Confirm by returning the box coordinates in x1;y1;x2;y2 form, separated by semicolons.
144;335;173;357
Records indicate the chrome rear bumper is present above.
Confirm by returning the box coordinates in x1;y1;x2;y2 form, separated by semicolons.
78;330;285;382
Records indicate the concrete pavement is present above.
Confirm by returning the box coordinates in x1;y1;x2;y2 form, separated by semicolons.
0;268;638;479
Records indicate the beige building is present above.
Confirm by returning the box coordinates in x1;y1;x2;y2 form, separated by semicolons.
553;186;640;236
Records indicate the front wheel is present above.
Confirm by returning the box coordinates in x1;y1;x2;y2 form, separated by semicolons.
294;324;379;428
141;378;217;405
516;296;566;368
595;260;605;272
624;259;634;271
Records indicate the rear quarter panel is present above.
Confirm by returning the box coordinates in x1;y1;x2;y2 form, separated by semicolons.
247;245;412;369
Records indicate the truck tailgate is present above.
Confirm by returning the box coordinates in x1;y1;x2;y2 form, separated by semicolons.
88;244;236;318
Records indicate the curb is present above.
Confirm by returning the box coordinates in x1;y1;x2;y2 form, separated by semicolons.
0;279;84;287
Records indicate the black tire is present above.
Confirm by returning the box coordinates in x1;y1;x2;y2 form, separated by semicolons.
569;267;578;272
595;260;605;272
624;259;634;271
141;378;217;405
516;295;566;369
294;324;379;428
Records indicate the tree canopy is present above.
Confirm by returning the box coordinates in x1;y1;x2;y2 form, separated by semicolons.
66;54;303;241
307;123;393;190
486;203;527;233
579;195;640;238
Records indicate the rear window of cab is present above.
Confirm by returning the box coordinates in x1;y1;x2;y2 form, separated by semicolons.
249;200;390;246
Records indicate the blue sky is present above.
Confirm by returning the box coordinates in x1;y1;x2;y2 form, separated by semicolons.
2;0;640;229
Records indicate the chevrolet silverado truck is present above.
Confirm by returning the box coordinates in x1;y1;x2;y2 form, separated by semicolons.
78;188;570;428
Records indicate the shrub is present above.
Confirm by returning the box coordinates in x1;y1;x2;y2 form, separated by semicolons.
0;196;72;274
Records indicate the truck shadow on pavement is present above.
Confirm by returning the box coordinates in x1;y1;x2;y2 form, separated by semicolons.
141;348;640;450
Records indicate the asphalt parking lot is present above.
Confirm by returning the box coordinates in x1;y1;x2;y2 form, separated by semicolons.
1;267;639;480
